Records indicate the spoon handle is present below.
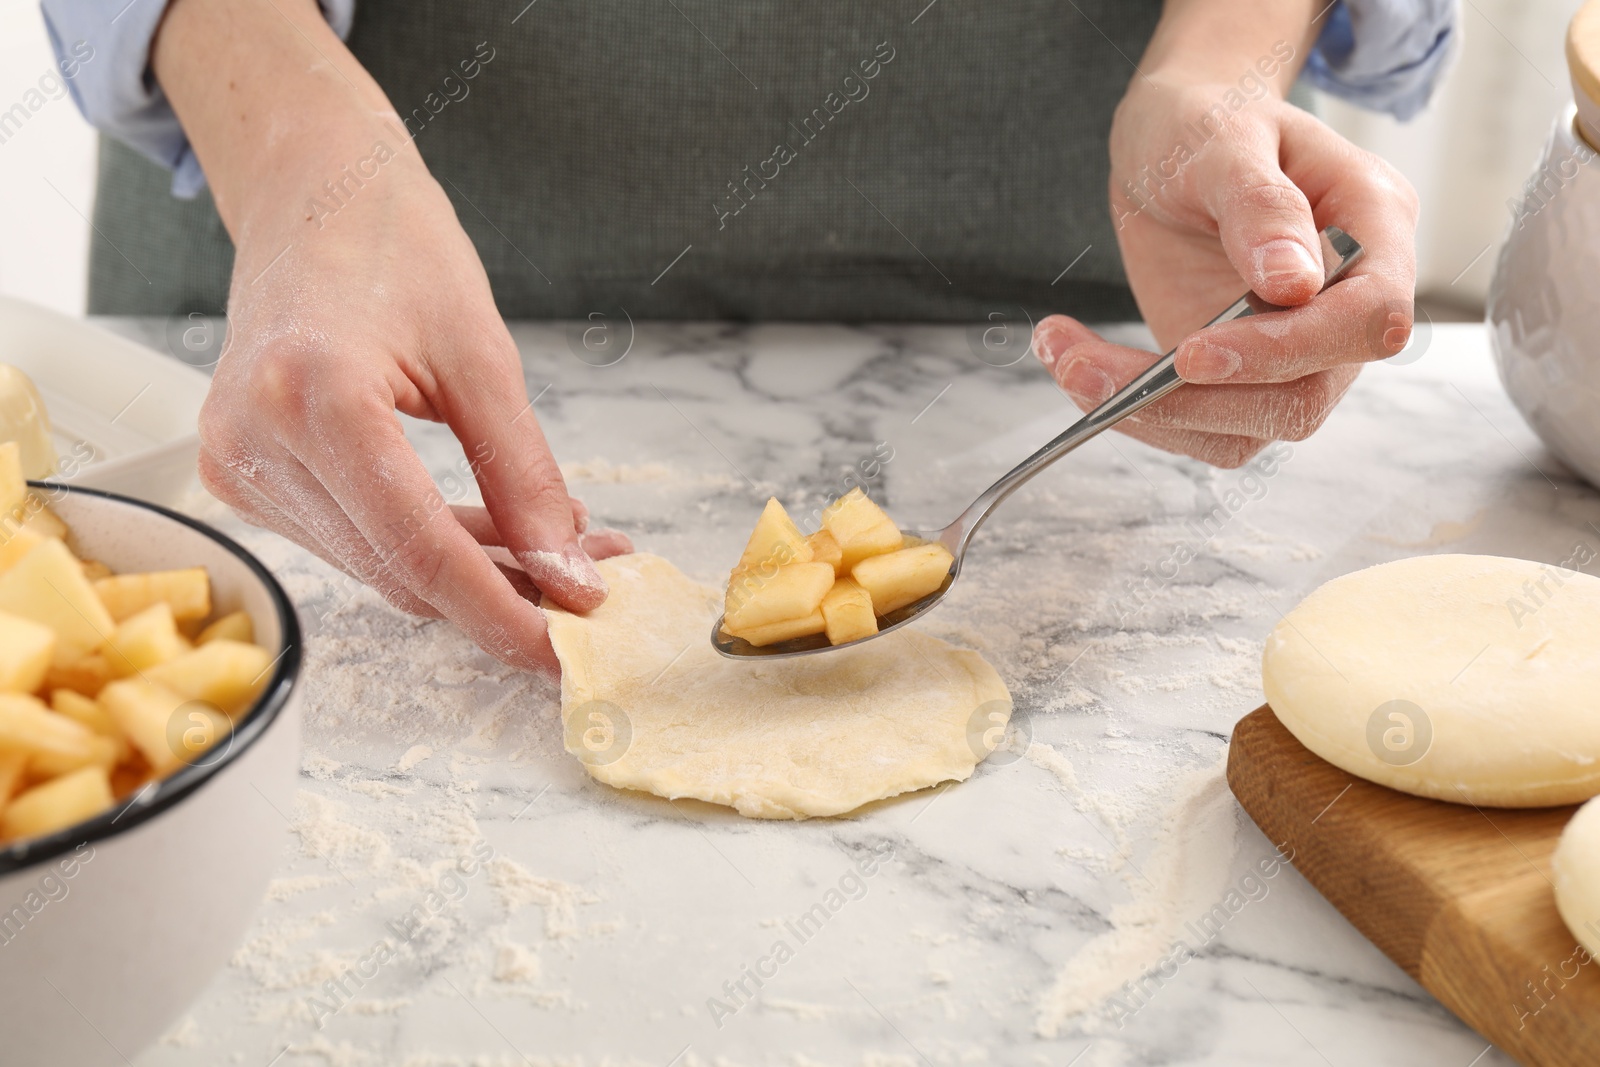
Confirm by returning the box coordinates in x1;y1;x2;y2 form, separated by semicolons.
945;226;1365;555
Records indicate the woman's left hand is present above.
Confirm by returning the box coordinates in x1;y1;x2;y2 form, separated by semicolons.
1034;77;1419;468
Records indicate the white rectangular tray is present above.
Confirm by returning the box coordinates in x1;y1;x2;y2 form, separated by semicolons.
0;296;210;508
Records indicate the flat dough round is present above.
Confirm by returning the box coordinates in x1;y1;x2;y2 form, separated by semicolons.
544;553;1011;819
1555;798;1600;957
1262;554;1600;807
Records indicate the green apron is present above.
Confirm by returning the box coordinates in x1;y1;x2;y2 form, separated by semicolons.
89;0;1163;322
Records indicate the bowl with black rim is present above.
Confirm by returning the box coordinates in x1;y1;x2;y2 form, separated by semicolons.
0;482;303;1067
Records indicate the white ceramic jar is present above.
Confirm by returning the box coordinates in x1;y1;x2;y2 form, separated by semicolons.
1487;5;1600;488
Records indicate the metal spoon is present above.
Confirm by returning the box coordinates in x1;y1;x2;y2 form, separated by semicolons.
713;226;1365;660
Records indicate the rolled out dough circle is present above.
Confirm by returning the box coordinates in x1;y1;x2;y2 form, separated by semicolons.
1555;798;1600;958
1261;554;1600;807
544;553;1012;819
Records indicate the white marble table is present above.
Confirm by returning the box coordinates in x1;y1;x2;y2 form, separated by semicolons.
95;317;1585;1067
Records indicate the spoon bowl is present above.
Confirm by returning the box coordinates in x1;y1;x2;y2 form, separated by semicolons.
713;227;1364;660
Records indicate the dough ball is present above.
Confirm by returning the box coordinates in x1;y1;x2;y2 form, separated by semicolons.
1555;798;1600;959
1261;554;1600;807
545;553;1012;819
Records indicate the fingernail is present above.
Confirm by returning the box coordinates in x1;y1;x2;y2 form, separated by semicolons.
1033;323;1066;368
519;542;608;609
1060;358;1115;404
562;542;607;596
1256;239;1319;282
1180;342;1242;383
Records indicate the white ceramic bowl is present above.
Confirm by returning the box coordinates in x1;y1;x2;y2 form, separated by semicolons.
0;484;302;1067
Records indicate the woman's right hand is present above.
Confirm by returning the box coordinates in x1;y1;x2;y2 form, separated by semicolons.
155;0;630;672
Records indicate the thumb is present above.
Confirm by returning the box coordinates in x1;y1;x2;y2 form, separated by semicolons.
430;340;608;614
1198;143;1323;308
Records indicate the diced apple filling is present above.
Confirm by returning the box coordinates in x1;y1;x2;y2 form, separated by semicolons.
851;543;955;615
821;488;903;569
732;610;827;647
1;766;112;841
736;498;813;572
197;610;254;646
721;491;953;647
820;579;877;646
93;567;212;623
0;539;116;665
724;562;836;634
102;602;191;679
0;366;277;847
805;529;844;575
0;610;54;693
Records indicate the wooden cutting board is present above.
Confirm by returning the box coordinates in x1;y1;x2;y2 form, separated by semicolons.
1227;706;1600;1067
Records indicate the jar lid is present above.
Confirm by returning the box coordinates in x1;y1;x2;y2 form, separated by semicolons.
1570;0;1600;147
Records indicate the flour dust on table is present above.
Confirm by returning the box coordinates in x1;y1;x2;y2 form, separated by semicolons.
101;319;1527;1067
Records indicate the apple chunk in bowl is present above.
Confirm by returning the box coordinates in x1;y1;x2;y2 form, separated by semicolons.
0;482;302;1067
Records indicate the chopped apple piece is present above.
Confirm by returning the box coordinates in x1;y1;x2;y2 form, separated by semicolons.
98;678;191;774
0;750;27;806
111;756;154;800
0;365;59;478
43;652;111;698
93;567;212;623
727;610;826;647
0;441;23;517
146;639;274;716
723;562;836;633
29;732;120;778
51;689;130;762
0;609;54;692
806;529;844;575
1;765;113;842
0;692;105;767
197;610;254;646
103;601;191;679
851;543;955;615
734;497;813;576
0;539;116;664
821;487;903;570
820;578;878;646
0;379;288;846
0;525;45;572
19;501;68;540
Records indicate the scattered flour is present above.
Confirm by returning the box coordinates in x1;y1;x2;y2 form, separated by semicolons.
489;857;596;938
160;1015;200;1047
185;431;1285;1059
286;1035;372;1067
339;777;413;800
560;457;743;489
492;941;542;984
1026;741;1138;864
1033;755;1240;1037
303;754;342;781
762;997;834;1021
266;874;338;902
561;458;678;483
291;791;394;875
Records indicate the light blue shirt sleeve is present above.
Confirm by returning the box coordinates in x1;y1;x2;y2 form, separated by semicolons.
39;0;355;199
1305;0;1458;121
